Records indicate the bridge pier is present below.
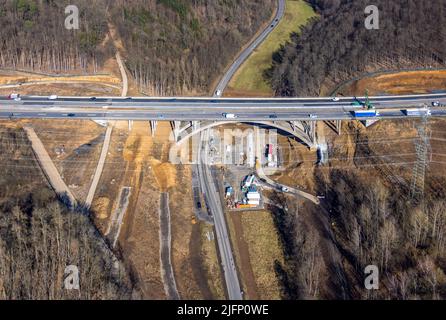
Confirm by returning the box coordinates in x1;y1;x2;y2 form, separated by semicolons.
150;121;158;137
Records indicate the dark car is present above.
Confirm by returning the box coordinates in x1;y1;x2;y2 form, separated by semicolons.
269;114;278;119
67;113;75;117
90;97;97;101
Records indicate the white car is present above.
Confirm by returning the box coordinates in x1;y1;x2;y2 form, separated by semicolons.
215;90;222;97
9;93;21;101
281;186;289;192
223;113;237;119
332;97;340;102
309;114;318;119
49;95;58;100
432;101;440;107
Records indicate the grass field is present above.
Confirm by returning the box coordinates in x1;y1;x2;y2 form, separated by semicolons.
227;0;316;96
241;211;284;300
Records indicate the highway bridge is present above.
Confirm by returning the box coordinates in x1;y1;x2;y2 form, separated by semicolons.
2;93;445;120
2;93;445;148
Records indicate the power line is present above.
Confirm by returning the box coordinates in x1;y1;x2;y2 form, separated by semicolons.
410;115;431;201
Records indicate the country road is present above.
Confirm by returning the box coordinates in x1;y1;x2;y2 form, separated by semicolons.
198;131;242;299
85;47;128;207
214;0;286;95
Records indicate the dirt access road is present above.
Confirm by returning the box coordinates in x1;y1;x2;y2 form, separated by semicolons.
159;192;180;300
24;126;76;206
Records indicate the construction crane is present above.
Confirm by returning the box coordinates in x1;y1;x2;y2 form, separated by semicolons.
351;89;374;109
364;89;374;110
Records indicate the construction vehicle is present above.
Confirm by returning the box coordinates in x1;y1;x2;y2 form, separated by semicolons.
351;90;374;110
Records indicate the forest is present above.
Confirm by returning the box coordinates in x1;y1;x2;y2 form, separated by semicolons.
0;0;109;72
0;128;135;299
269;0;446;96
109;0;275;95
0;0;275;95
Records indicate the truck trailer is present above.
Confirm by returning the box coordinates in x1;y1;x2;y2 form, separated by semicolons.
404;108;431;116
352;110;380;118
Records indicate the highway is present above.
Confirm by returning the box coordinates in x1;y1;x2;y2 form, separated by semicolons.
213;0;285;95
1;93;446;121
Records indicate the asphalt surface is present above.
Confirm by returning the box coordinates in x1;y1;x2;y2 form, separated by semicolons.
198;131;242;300
193;0;287;300
213;0;286;95
2;93;446;121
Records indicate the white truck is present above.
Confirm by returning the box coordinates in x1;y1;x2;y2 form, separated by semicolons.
223;113;237;119
404;108;431;116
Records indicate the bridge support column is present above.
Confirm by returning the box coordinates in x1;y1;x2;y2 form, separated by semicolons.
171;121;181;141
310;121;317;148
336;120;342;135
150;121;158;137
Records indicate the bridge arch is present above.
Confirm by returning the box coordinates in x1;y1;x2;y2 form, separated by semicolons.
175;121;315;148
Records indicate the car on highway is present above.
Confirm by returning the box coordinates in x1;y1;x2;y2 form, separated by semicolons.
9;93;21;101
90;97;97;101
223;113;237;119
271;24;274;28
332;97;340;102
309;114;318;119
432;101;440;107
269;114;278;119
67;113;75;117
215;90;222;97
48;95;58;100
158;114;165;119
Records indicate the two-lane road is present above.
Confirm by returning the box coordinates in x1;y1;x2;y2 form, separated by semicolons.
213;0;286;96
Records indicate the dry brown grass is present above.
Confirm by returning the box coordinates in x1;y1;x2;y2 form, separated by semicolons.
340;70;446;96
241;210;284;300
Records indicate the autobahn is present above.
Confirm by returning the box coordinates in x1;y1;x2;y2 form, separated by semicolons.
1;93;446;121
